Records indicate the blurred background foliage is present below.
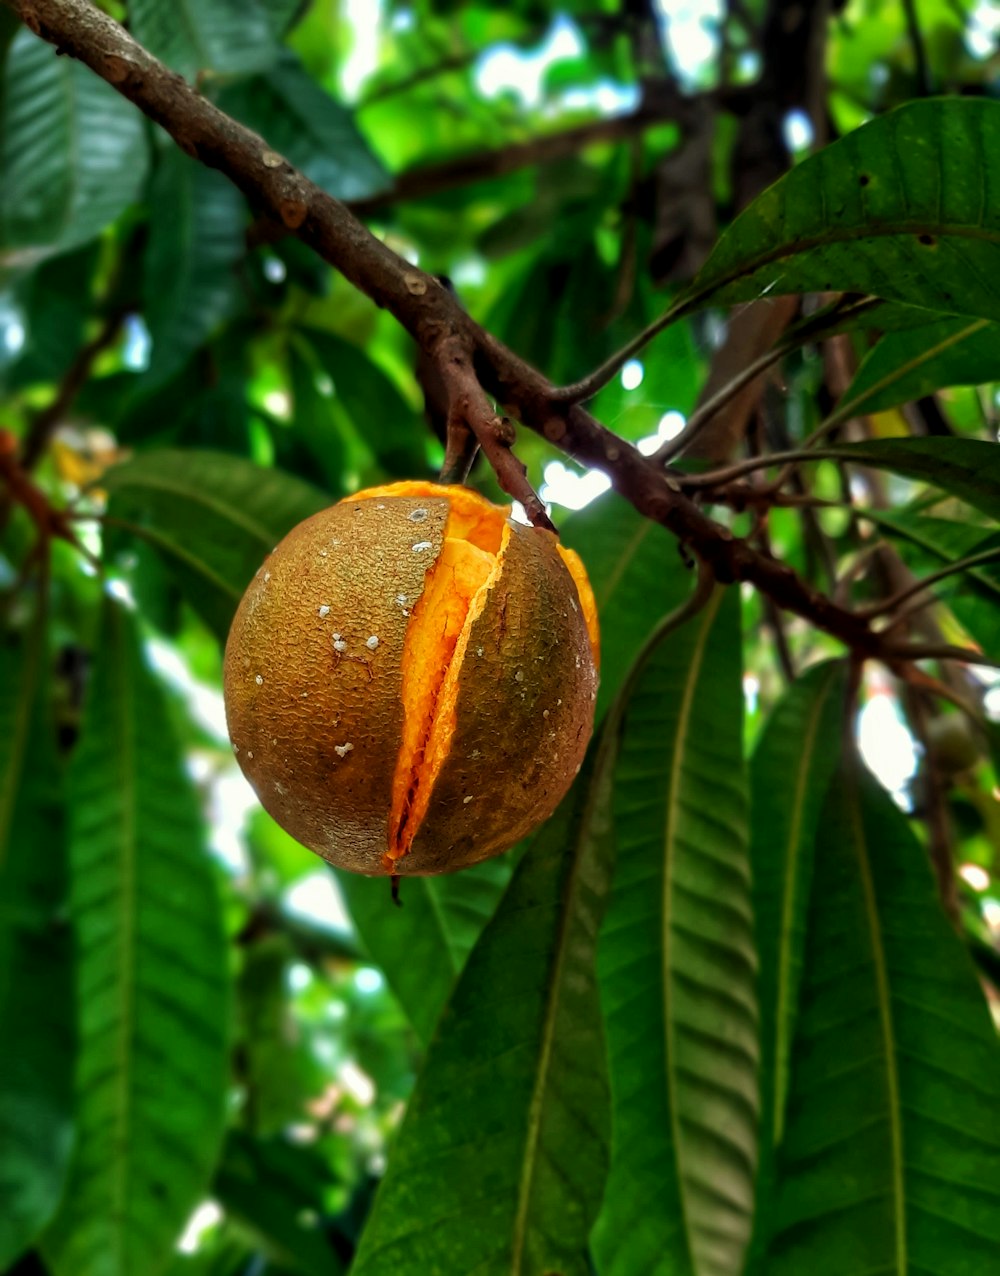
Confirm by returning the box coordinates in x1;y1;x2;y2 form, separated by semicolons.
3;0;1000;1274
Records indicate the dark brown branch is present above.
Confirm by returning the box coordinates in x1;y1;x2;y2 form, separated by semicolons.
2;0;987;675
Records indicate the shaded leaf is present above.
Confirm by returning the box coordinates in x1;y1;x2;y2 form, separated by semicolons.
764;761;1000;1272
102;450;328;642
825;437;1000;523
143;150;246;387
5;244;100;389
219;55;389;203
593;585;758;1276
0;29;148;258
0;632;74;1268
351;734;614;1276
683;99;1000;323
43;597;230;1276
129;0;278;81
747;662;847;1261
214;1131;344;1275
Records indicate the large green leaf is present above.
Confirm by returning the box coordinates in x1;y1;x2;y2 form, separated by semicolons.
219;55;390;203
822;437;1000;524
763;762;1000;1272
337;856;516;1047
128;0;278;81
143;149;246;387
102;450;328;642
0;631;74;1268
593;585;758;1276
840;316;1000;418
747;662;847;1262
0;29;148;258
562;492;694;718
43;597;230;1276
681;99;1000;323
351;735;614;1276
5;244;100;389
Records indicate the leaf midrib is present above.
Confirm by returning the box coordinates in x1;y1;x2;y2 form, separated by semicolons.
842;318;990;418
849;774;906;1274
107;473;277;548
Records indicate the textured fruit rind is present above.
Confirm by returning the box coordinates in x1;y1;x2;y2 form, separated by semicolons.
224;483;599;876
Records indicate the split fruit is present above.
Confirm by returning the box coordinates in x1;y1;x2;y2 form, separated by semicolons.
223;481;599;876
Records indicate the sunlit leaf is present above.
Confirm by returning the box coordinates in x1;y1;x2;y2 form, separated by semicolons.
593;585;758;1276
43;597;230;1276
763;761;1000;1271
0;29;148;257
103;450;328;642
351;734;614;1276
0;630;74;1268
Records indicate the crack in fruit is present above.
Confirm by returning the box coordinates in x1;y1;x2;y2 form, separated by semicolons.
379;491;509;870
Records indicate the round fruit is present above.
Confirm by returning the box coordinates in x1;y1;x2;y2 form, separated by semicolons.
223;481;599;876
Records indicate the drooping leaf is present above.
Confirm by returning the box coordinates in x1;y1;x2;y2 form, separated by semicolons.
351;733;615;1276
763;761;1000;1272
213;1131;344;1275
682;99;1000;323
43;597;230;1276
0;29;148;258
747;662;847;1260
840;316;1000;419
822;437;1000;524
142;149;246;388
866;508;1000;650
128;0;278;81
337;855;516;1047
593;585;758;1276
562;492;694;717
102;450;328;642
219;55;390;203
0;631;74;1268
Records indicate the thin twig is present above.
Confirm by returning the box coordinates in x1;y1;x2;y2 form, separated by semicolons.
859;545;1000;620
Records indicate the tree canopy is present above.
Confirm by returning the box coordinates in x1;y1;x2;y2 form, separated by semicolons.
2;1;1000;1274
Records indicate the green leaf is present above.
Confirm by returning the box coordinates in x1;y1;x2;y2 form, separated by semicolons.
102;450;328;642
351;735;614;1276
866;509;1000;649
562;493;694;718
213;1131;344;1275
6;244;100;388
143;150;246;387
281;340;348;494
0;29;148;258
840;316;1000;418
219;55;390;202
593;585;758;1276
43;597;231;1276
763;762;1000;1272
683;99;1000;323
129;0;278;81
747;662;847;1260
336;855;516;1046
0;631;74;1268
823;437;1000;524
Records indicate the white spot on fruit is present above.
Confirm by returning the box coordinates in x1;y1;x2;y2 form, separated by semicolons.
412;541;432;552
395;594;408;605
318;605;330;618
333;639;347;653
514;669;524;682
476;646;484;657
232;744;240;754
366;635;379;650
543;709;550;719
255;674;263;685
263;571;271;582
463;795;474;804
334;742;354;758
247;750;254;760
408;508;428;522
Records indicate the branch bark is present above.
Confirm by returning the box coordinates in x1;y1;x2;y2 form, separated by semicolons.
0;0;982;672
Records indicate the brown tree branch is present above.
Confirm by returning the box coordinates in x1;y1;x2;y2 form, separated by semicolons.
2;0;988;674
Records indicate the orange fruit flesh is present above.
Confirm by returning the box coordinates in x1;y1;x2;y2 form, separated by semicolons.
355;484;508;868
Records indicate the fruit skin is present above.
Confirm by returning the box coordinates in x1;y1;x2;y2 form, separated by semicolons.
223;484;598;876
